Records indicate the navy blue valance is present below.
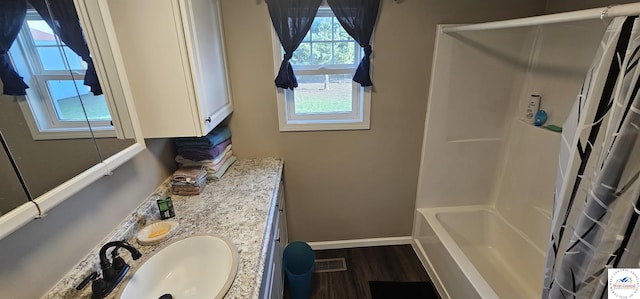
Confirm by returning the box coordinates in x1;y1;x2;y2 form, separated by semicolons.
327;0;380;87
0;0;29;96
266;0;322;90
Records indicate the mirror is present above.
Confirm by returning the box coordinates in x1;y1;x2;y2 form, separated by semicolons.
0;0;145;239
0;101;104;201
0;135;31;216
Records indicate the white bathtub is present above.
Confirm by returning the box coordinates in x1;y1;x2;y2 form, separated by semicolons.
412;206;545;299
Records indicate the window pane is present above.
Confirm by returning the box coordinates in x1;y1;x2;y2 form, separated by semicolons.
27;20;55;46
334;42;355;64
37;47;86;71
310;17;332;41
294;74;353;114
63;47;85;70
28;19;86;71
333;19;351;41
311;42;332;65
291;43;311;65
37;47;67;70
47;80;111;122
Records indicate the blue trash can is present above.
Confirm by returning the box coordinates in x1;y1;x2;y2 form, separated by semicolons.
283;241;315;299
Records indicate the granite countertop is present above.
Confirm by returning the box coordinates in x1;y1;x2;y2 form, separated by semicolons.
44;158;283;299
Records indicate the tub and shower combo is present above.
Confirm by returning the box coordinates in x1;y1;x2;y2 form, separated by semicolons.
411;4;640;299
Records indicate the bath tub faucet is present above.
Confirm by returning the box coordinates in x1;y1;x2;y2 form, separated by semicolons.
76;240;142;298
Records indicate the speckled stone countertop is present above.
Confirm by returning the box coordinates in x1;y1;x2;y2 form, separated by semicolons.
43;158;283;299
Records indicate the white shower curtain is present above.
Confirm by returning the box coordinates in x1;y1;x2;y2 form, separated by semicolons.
543;16;640;299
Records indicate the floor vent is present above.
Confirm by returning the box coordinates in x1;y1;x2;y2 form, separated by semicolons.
314;257;347;273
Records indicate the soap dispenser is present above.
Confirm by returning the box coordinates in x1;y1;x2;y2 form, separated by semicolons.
524;94;541;124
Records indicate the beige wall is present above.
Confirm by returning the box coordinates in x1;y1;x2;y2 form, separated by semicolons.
0;90;133;200
0;148;29;215
545;0;640;13
222;0;546;242
0;93;100;199
0;138;175;299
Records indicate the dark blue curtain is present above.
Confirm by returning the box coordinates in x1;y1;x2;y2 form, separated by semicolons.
327;0;380;87
267;0;321;90
0;0;29;96
29;0;102;95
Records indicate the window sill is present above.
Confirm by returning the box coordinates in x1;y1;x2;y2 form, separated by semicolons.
278;119;370;132
28;126;116;140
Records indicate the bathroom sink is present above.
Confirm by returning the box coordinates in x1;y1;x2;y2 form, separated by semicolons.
118;234;238;299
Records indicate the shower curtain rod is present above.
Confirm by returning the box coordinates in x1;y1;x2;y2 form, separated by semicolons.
442;3;640;32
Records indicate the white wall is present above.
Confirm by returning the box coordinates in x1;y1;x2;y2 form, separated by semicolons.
0;139;175;299
516;21;605;126
493;20;606;247
493;119;560;246
416;17;609;249
415;27;535;208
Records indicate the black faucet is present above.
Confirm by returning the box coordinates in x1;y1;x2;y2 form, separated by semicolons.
76;240;142;299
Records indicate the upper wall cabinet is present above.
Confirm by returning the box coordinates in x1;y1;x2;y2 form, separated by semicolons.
105;0;233;138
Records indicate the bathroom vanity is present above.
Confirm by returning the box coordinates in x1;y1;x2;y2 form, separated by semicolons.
44;158;285;299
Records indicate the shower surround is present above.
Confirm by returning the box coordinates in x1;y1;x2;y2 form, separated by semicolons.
412;19;604;299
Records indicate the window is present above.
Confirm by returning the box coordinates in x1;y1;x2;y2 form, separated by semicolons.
273;7;371;131
8;9;114;140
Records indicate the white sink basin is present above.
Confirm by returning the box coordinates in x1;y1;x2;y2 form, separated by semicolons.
118;234;238;299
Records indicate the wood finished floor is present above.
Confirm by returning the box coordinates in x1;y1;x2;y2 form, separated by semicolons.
284;245;436;299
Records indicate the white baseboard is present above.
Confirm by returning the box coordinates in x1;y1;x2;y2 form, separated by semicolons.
307;236;412;250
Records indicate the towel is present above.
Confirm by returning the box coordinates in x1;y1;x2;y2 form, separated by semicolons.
173;191;200;196
172;186;202;192
212;145;232;164
172;188;205;196
172;184;206;192
171;174;207;187
171;166;207;186
173;190;204;196
177;138;231;161
176;148;233;173
207;156;236;181
171;185;203;191
174;126;231;148
172;182;206;196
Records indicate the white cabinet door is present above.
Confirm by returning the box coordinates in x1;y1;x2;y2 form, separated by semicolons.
263;250;276;298
278;182;288;245
271;229;284;299
260;182;287;299
106;0;232;138
272;183;287;299
179;0;233;135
